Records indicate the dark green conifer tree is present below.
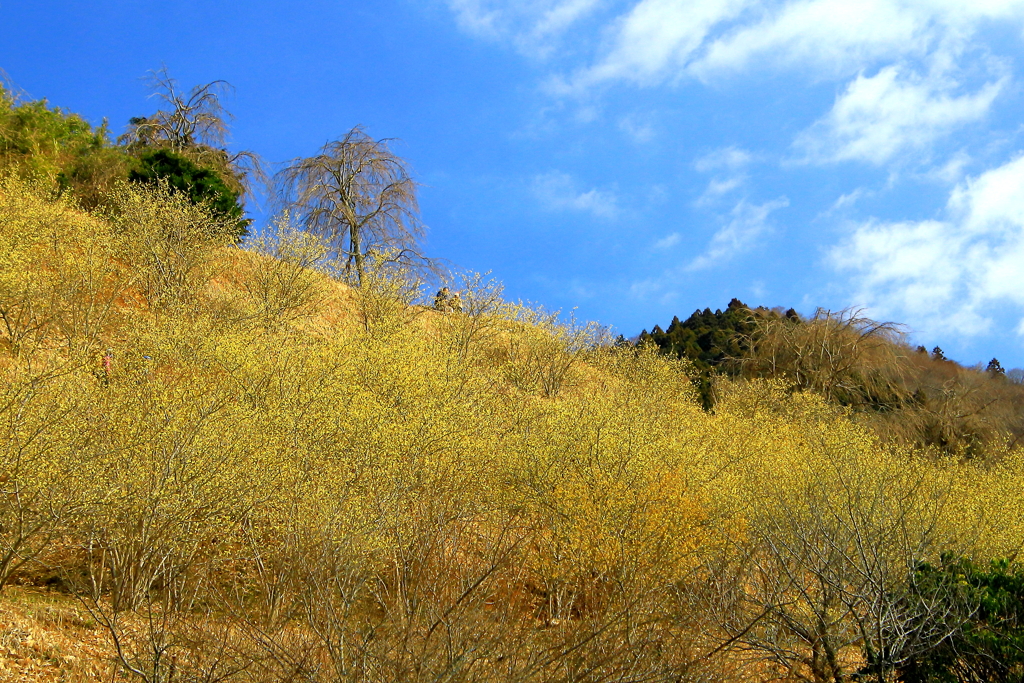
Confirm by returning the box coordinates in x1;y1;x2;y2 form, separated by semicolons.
129;149;249;240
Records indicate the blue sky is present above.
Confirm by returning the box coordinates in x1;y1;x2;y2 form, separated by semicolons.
3;0;1024;368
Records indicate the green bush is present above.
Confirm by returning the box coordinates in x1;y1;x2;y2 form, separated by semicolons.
0;84;132;206
897;556;1024;683
129;149;249;240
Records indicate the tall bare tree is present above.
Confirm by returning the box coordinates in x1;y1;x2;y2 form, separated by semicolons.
275;126;425;286
119;67;264;199
120;67;231;152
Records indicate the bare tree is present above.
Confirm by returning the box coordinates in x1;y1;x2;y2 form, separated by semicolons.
119;66;265;199
737;307;911;410
120;67;232;152
276;126;425;286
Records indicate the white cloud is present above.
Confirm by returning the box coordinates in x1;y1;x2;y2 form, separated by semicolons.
567;278;597;300
831;154;1024;338
691;0;931;80
950;154;1024;233
694;146;753;206
653;232;681;249
446;0;602;54
794;65;1004;165
451;0;1024;88
447;0;503;38
532;0;602;39
830;188;869;212
694;145;754;172
629;278;660;299
629;276;680;305
450;0;1022;190
531;171;619;218
568;0;752;88
688;196;788;270
695;176;745;206
919;150;973;184
540;0;1024;91
618;114;656;142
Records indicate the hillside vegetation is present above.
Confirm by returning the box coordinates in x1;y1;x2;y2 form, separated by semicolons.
0;75;254;238
1;178;1023;682
642;301;1024;458
2;81;1024;683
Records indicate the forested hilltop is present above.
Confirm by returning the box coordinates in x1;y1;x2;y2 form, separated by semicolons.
1;76;1024;683
640;300;1024;457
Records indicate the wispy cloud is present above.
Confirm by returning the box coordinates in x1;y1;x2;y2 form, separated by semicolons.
794;64;1005;165
695;176;745;206
564;0;752;89
536;0;1024;90
653;232;681;250
446;0;602;55
694;146;754;172
831;154;1024;338
688;197;789;270
829;188;869;212
629;276;681;305
532;0;602;40
693;146;753;206
450;0;1021;176
618;114;656;143
443;0;1024;353
923;150;973;184
690;0;931;80
531;170;619;218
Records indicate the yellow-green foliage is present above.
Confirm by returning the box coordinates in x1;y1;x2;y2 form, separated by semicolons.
0;85;132;206
0;177;134;361
1;183;1023;682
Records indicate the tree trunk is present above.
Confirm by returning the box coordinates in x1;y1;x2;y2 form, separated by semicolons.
350;224;364;286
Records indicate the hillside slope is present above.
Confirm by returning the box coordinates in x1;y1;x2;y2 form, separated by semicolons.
1;180;1023;682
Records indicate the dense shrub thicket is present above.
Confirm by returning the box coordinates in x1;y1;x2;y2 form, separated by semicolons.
0;179;1023;682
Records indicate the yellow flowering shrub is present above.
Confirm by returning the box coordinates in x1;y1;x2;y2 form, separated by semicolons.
0;183;1022;682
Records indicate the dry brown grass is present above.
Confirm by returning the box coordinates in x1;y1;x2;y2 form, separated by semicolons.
0;588;113;682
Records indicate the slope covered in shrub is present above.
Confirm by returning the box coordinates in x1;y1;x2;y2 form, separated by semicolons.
0;180;1022;682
